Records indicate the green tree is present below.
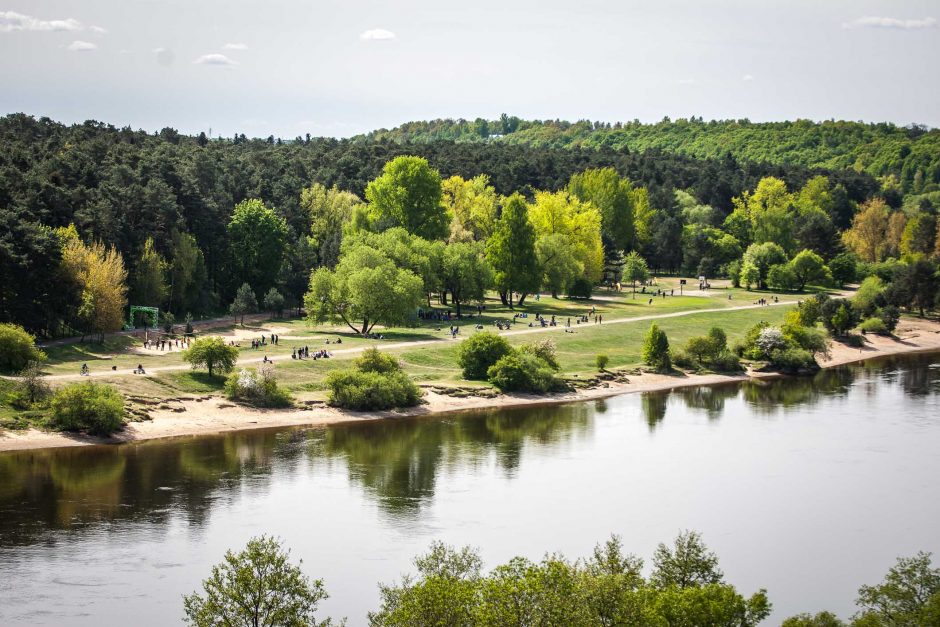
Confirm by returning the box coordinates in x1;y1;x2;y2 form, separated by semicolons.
228;199;288;298
854;552;940;626
487;194;540;307
263;287;285;318
829;252;858;287
305;245;424;334
300;183;361;269
742;242;788;290
441;241;493;316
0;323;46;373
622;251;649;296
442;174;499;242
183;535;335;627
900;212;937;258
782;612;846;626
168;231;208;314
651;530;724;589
364;156;448;240
229;283;258;325
183;336;240;377
131;237;167;307
535;234;583;298
726;176;797;251
740;261;761;290
642;323;671;372
789;250;831;291
568;167;637;253
529;190;604;285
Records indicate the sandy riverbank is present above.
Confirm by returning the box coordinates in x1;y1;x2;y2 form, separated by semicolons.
3;318;939;453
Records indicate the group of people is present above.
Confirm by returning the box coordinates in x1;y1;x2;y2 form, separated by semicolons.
250;334;279;349
755;297;778;306
144;337;190;351
292;346;331;360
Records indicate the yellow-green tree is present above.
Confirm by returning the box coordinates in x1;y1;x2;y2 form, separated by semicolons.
58;225;128;341
131;237;167;307
442;174;498;242
725;177;797;252
841;199;889;262
529;191;604;286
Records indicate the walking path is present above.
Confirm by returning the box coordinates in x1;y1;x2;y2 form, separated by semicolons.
36;300;792;381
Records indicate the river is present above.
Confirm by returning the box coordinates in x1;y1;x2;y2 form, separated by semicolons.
1;353;939;625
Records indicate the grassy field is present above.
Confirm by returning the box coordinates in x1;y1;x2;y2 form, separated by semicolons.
2;286;802;422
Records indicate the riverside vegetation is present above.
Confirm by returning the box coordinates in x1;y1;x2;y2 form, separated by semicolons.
184;533;940;627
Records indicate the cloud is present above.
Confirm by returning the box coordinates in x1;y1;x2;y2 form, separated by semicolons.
89;25;107;34
677;78;697;86
193;53;237;66
742;74;754;82
360;28;396;40
153;47;175;66
222;42;248;50
842;16;936;30
67;40;97;52
0;10;82;32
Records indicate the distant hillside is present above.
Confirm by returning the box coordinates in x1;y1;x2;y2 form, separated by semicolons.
364;117;940;193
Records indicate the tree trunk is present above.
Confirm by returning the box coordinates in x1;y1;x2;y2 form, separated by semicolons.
518;293;528;306
360;318;370;335
454;298;462;317
499;291;509;306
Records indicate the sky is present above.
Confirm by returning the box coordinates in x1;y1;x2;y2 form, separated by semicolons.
1;0;938;138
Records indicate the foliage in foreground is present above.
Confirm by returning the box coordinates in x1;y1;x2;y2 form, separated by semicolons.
49;381;125;435
457;332;512;380
224;363;292;408
183;535;336;627
370;531;770;627
325;348;421;411
783;551;940;626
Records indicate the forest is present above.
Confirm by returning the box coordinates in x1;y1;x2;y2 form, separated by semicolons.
1;112;938;342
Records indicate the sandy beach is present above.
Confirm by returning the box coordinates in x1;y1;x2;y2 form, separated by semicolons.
3;318;939;453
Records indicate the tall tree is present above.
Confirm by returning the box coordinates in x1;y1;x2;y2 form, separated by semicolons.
131;237;167;307
442;175;498;242
440;241;493;316
568;167;637;253
529;190;604;284
842;199;889;262
300;183;360;269
227;199;288;299
364;156;448;240
487;194;540;307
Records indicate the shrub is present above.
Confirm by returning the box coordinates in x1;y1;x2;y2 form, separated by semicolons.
671;349;697;370
356;347;401;374
767;263;799;291
852;276;885;317
15;361;50;407
769;348;818;374
858;317;888;335
820;298;858;336
325;369;421;410
520;338;559;369
642;323;671;372
224;364;292;408
567;277;593;299
784;325;830;358
879;305;901;332
486;351;560;393
50;382;125;435
685;336;716;363
595;354;609;371
457;332;512;380
755;328;787;355
326;348;420;410
710;350;744;372
829;252;858;286
0;323;46;373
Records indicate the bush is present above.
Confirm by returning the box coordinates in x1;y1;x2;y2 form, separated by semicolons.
671;349;697;370
0;323;46;373
183;336;240;377
858;317;888;335
356;347;401;374
325;369;421;410
769;347;818;374
710;350;744;372
15;361;51;407
50;382;125;435
567;277;593;299
326;348;421;410
784;325;830;358
595;354;609;371
767;263;799;291
224;364;292;408
879;305;901;332
520;338;559;370
486;351;560;393
457;332;512;380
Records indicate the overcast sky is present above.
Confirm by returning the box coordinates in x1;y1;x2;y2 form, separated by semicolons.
2;0;938;138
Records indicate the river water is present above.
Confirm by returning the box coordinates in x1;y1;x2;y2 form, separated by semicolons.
1;353;939;625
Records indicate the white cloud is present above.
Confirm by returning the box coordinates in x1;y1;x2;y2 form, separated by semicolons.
742;74;754;82
67;40;97;52
89;25;107;34
222;42;248;50
677;78;697;86
153;47;175;66
360;28;396;40
0;10;82;32
843;16;936;30
194;53;237;66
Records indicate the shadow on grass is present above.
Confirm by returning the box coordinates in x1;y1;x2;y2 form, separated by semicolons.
159;371;227;393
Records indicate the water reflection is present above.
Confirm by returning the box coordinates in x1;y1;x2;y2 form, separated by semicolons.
0;352;937;549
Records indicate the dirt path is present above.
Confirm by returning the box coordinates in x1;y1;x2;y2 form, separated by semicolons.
36;300;793;381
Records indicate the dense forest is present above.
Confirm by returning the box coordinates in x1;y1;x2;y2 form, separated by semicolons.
367;116;940;198
1;113;938;341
